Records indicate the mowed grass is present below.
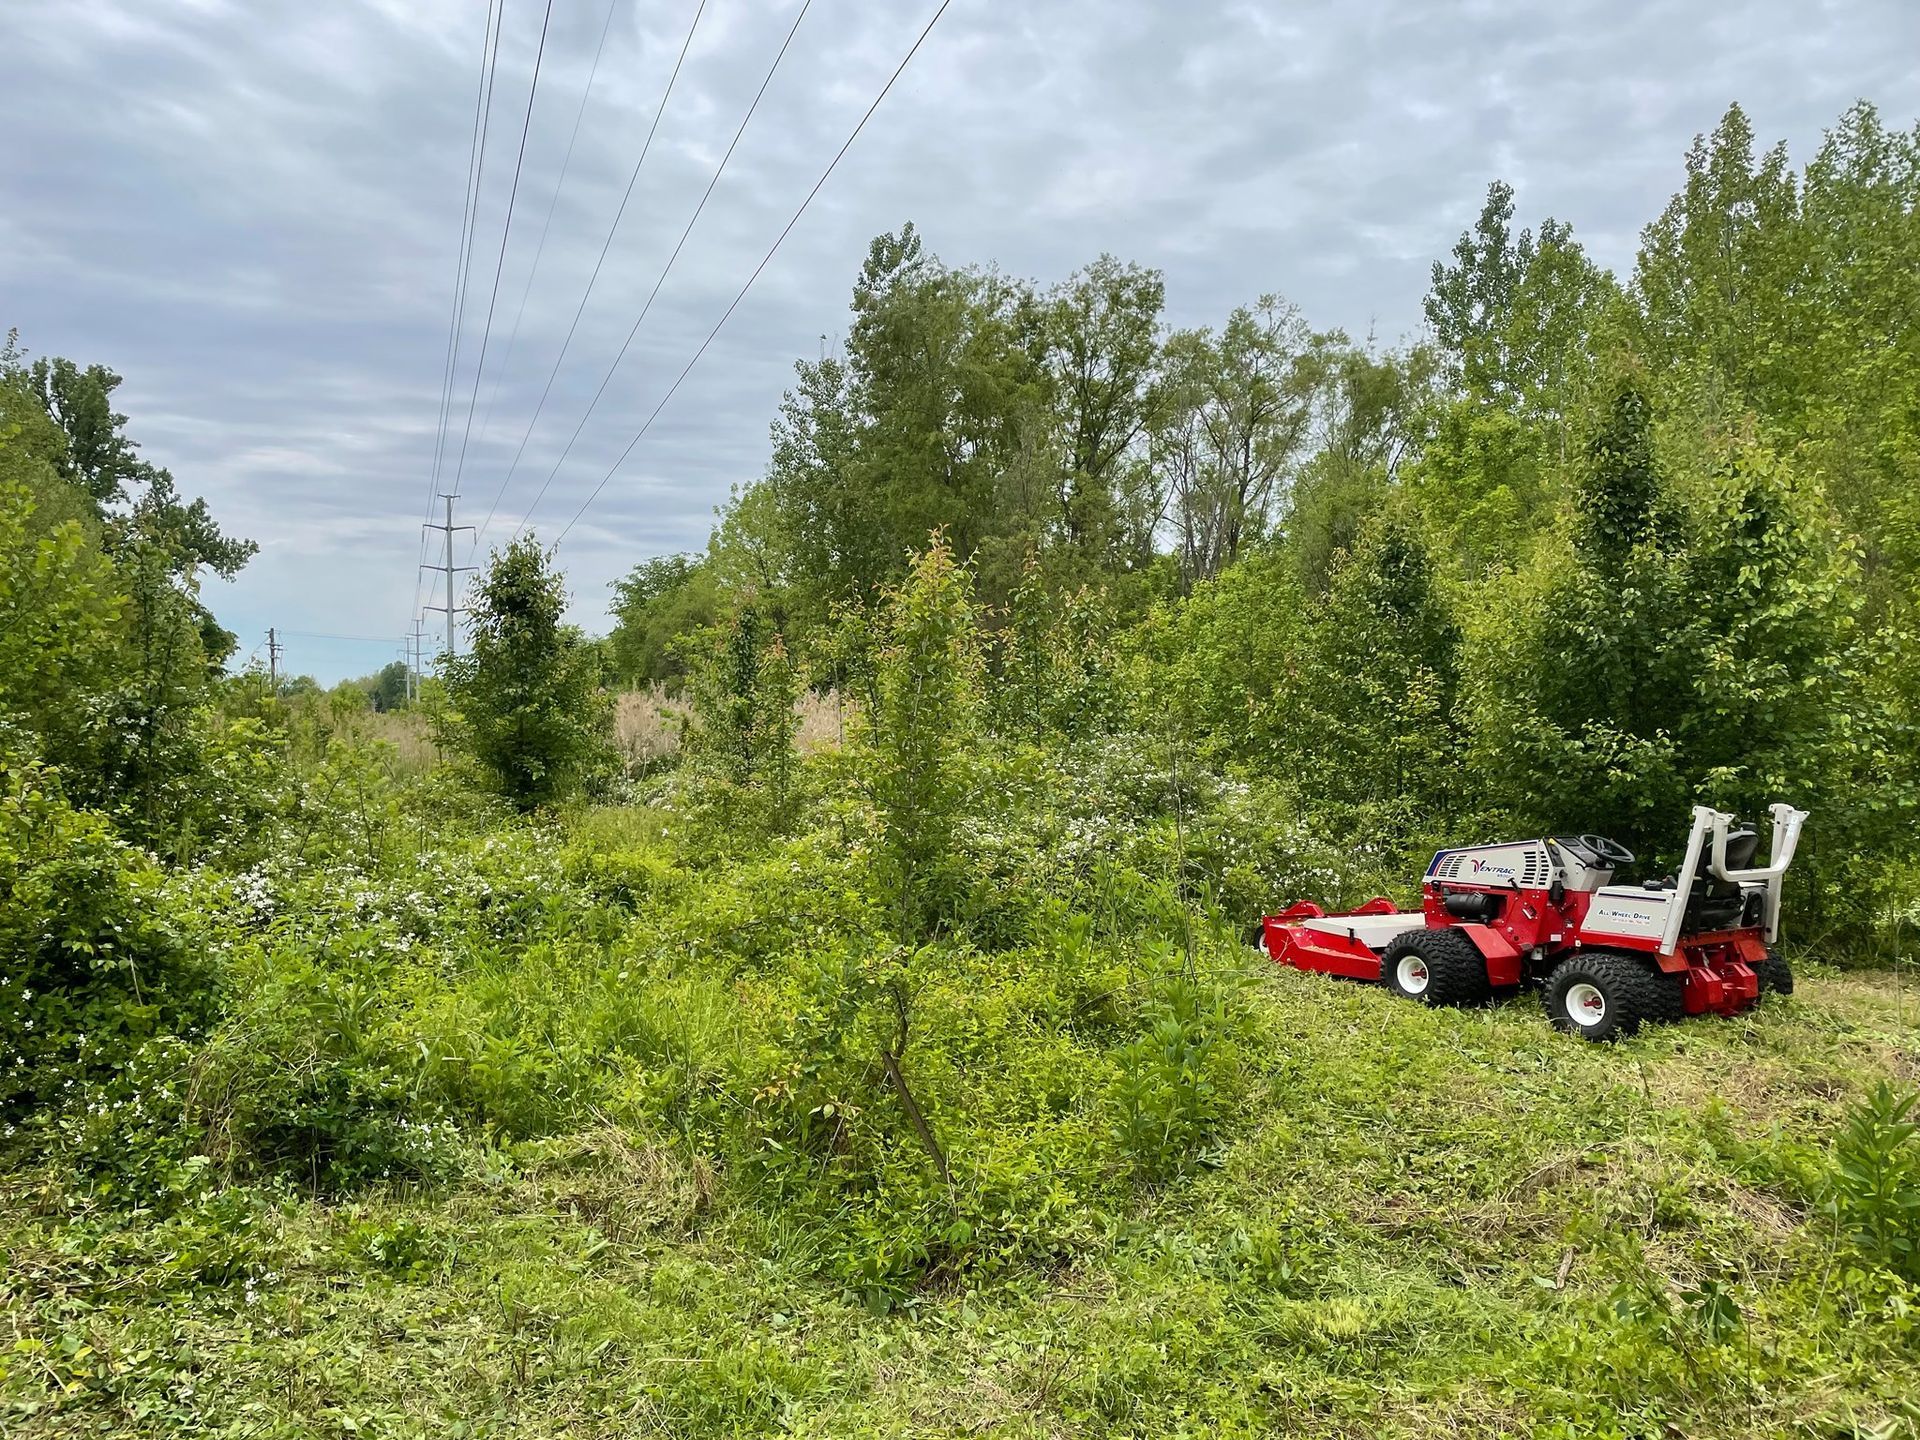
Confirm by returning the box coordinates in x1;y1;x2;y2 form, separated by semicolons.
5;960;1916;1439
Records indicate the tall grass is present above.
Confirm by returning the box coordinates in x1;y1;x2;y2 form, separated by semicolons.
615;686;848;771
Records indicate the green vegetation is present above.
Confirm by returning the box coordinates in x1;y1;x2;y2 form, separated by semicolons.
439;537;614;810
5;101;1920;1438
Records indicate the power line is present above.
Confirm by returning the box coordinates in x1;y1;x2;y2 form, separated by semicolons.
424;0;503;523
495;0;815;547
472;0;708;551
551;0;957;545
446;0;561;500
280;630;412;645
470;0;621;463
416;0;507;624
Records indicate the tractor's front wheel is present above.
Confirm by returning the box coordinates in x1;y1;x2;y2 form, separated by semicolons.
1381;928;1492;1007
1543;950;1683;1042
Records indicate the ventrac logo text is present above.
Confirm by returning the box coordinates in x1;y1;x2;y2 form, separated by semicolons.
1468;859;1514;876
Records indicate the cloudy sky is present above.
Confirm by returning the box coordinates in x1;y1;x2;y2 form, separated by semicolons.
3;0;1916;680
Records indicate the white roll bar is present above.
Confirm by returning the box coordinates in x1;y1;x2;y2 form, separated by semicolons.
1706;802;1808;884
1659;802;1808;952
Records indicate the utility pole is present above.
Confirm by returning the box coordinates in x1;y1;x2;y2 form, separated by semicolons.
423;492;475;661
267;626;281;690
408;618;427;702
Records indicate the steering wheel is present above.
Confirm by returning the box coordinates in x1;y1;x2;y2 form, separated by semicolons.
1578;834;1635;868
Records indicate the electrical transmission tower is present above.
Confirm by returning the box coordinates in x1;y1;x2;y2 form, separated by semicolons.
423;493;475;660
267;627;282;690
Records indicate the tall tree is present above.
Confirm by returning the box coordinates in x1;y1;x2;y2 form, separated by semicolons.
607;553;715;689
1;334;259;852
1044;256;1165;566
1285;337;1439;591
1158;296;1315;584
1426;181;1617;461
1633;103;1804;416
439;537;612;810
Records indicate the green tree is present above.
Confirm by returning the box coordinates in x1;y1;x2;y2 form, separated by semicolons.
439;537;613;809
1633;104;1803;416
1158;297;1316;585
1301;509;1464;847
14;341;254;653
1426;182;1617;425
842;537;985;1186
1285;337;1438;592
0;466;122;765
1465;368;1693;848
365;661;411;713
1141;541;1312;773
682;600;802;834
859;537;984;944
826;225;1050;611
1;334;261;855
1404;401;1553;578
1044;255;1165;567
1465;364;1860;871
608;553;716;689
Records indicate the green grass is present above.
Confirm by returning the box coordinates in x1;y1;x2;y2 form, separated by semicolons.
6;948;1917;1439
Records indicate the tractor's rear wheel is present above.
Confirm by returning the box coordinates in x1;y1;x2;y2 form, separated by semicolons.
1754;949;1795;997
1381;928;1492;1007
1542;950;1683;1042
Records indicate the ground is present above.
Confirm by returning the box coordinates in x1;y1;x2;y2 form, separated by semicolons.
5;954;1917;1439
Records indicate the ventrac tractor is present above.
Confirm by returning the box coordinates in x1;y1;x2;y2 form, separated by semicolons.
1262;804;1807;1041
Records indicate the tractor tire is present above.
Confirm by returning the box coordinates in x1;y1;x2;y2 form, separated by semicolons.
1754;949;1795;997
1542;950;1684;1042
1380;928;1493;1008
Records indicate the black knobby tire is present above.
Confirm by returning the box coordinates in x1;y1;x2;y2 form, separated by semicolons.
1754;948;1795;997
1381;928;1493;1008
1542;949;1684;1042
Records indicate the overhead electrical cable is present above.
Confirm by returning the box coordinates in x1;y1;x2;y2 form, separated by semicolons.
415;0;506;621
446;0;561;498
471;0;709;549
549;0;957;545
281;630;411;644
470;0;621;462
491;0;815;545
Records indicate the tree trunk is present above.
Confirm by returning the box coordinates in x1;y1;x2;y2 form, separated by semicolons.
879;982;950;1185
879;1046;950;1186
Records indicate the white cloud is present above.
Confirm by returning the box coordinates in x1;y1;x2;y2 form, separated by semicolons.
2;0;1916;678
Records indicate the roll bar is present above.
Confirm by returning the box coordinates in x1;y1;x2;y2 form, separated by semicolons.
1705;802;1808;884
1660;802;1808;952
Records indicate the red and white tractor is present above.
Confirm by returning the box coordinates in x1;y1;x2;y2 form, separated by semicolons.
1262;804;1808;1040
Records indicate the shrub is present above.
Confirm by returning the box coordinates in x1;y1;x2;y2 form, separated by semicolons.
1824;1082;1920;1281
0;756;209;1133
440;536;615;810
679;603;803;836
1113;961;1236;1180
187;937;462;1193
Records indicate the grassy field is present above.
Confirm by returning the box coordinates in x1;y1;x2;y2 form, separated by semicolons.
6;879;1916;1440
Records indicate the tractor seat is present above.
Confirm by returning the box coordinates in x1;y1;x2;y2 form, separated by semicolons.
1715;826;1762;875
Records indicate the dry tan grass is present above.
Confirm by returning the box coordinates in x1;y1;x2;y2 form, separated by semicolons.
613;686;848;769
795;688;851;752
614;685;688;769
354;708;439;773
